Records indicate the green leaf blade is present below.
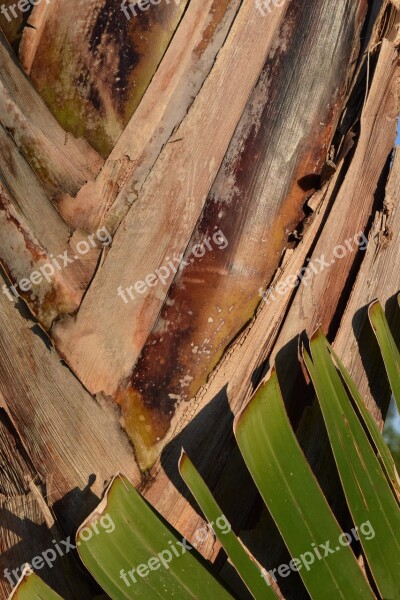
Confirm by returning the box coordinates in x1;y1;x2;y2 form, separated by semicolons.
369;299;400;412
305;330;400;599
234;369;375;600
328;340;400;497
8;571;64;600
179;451;277;600
76;475;235;600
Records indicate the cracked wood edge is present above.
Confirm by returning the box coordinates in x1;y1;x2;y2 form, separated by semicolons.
58;0;242;232
18;0;54;74
268;37;399;401
116;0;368;469
0;179;103;330
135;33;399;556
0;269;140;537
333;146;400;421
0;410;75;598
52;0;289;396
0;124;70;251
0;29;103;201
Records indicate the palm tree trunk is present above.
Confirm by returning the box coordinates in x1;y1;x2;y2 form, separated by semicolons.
0;1;399;598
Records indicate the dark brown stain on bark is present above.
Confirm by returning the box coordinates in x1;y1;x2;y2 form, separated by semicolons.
115;0;370;467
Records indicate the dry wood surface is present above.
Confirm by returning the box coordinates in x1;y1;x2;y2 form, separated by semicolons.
0;0;399;598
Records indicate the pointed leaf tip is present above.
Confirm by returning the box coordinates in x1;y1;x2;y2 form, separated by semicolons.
309;325;326;342
233;367;275;436
178;448;189;473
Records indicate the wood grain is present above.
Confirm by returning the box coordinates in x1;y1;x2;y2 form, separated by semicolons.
19;0;189;157
118;0;368;468
0;269;140;538
53;0;289;398
134;29;399;562
59;0;241;231
0;411;78;598
0;31;103;199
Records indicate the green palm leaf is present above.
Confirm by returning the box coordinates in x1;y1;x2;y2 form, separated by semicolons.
76;475;234;599
179;450;277;599
234;368;376;600
369;298;400;412
304;330;400;599
327;339;400;497
8;571;63;599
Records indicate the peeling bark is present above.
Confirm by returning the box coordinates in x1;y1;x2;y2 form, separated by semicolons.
58;0;241;231
0;30;103;199
19;0;189;157
118;0;369;467
0;0;399;594
54;0;371;469
52;0;289;402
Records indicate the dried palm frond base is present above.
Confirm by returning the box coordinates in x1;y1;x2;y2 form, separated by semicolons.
0;0;399;598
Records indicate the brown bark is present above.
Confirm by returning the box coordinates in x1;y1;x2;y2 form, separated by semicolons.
0;1;399;598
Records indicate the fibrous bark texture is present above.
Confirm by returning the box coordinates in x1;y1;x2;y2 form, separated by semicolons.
0;0;399;598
